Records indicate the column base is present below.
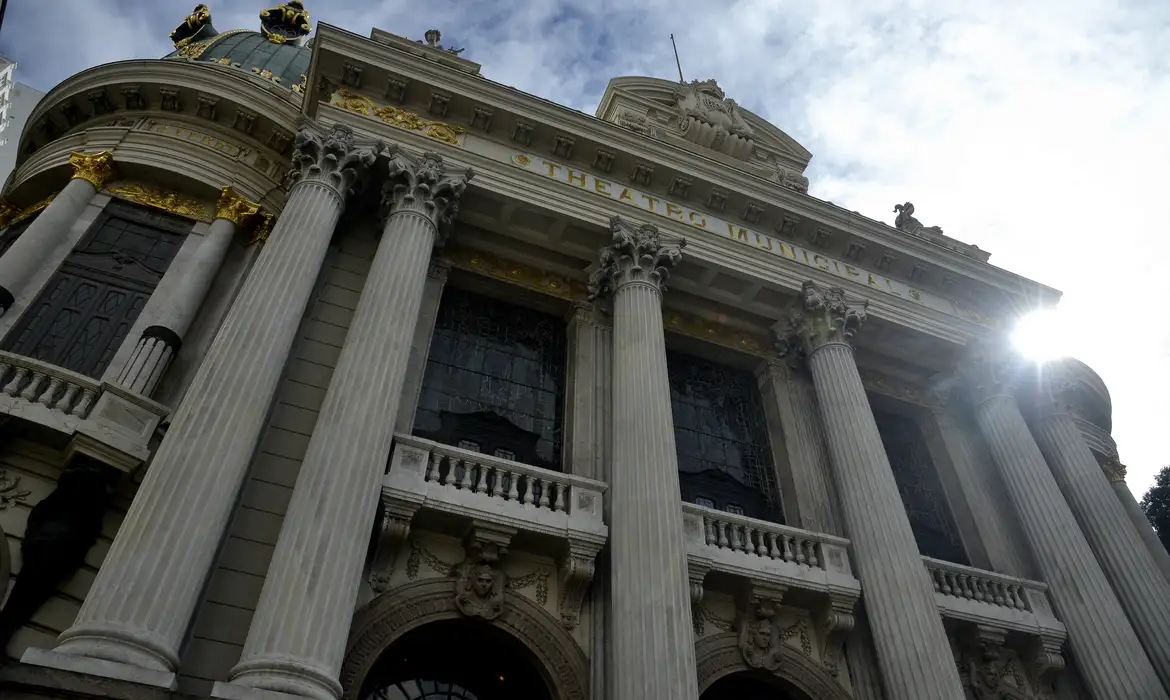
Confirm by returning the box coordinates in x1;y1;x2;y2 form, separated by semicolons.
213;680;319;700
226;657;343;700
20;647;177;690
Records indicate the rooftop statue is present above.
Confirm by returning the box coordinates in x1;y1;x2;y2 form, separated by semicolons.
893;202;944;236
260;1;312;45
169;4;217;47
675;79;755;160
419;29;465;56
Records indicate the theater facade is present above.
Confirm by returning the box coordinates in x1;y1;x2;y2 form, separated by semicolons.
1;4;1169;700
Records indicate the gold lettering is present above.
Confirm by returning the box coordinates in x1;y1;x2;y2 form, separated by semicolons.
753;232;772;250
885;279;895;292
594;178;612;196
665;203;685;221
201;134;214;146
214;140;235;154
640;193;659;213
812;254;831;271
801;250;812;264
830;260;842;274
619;188;637;204
844;265;860;278
868;273;882;288
689;211;707;228
150;122;169;133
727;223;749;242
542;160;561;178
566;169;586;188
777;243;797;259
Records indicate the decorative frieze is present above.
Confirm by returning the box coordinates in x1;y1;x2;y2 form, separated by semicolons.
333;88;464;146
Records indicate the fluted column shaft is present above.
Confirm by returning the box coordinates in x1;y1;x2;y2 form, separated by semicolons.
591;217;695;700
1111;475;1170;583
223;150;471;700
0;151;114;315
807;343;964;699
116;213;241;396
32;126;377;688
971;390;1166;699
1030;408;1170;690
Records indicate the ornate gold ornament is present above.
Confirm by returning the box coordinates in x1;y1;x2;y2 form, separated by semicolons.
292;74;308;95
664;311;770;356
69;151;117;189
1102;458;1127;483
259;1;311;44
105;183;213;221
249;212;275;244
0;200;17;228
334;89;465;146
1;195;56;228
170;4;212;46
215;186;261;226
444;245;586;301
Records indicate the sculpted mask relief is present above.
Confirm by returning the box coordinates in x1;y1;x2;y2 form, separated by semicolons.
453;540;506;620
738;600;784;671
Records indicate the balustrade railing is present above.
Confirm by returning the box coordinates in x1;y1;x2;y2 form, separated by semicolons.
0;352;101;419
421;443;571;515
924;557;1035;613
687;503;834;572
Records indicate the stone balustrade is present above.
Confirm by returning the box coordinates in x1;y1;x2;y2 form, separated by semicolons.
0;350;168;470
681;502;860;600
923;556;1065;639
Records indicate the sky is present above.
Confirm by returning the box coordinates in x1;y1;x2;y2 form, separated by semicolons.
1;0;1168;497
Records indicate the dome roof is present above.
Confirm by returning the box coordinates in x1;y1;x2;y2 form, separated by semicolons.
168;30;311;91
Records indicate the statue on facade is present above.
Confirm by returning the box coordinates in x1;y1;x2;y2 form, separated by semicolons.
964;654;1007;700
738;601;784;671
419;29;465;55
893;202;944;235
773;166;810;194
170;4;216;46
453;539;506;620
260;1;312;45
675;79;755;159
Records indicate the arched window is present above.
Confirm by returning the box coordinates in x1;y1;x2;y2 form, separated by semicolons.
872;407;968;564
667;350;782;522
413;288;566;471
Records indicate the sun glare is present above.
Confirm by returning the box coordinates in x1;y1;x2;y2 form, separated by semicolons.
1012;309;1072;361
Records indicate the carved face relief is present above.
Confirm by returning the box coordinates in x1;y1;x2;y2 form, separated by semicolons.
751;618;775;651
454;556;505;620
474;567;495;598
739;608;783;671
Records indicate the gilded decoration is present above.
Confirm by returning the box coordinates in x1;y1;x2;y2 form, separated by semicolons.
1;195;56;228
443;244;587;300
215;186;261;226
249;212;275;244
105;183;213;221
0;200;16;227
1102;458;1127;483
333;89;465;146
170;4;213;47
69;151;116;189
664;311;769;356
259;1;312;44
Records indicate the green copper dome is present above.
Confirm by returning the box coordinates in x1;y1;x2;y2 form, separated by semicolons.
172;31;311;91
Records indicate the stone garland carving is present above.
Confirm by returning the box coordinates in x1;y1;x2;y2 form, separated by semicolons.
776;280;868;357
0;469;31;510
333;89;465;146
381;148;473;243
507;568;550;606
287;123;381;200
70;151;117;189
587;216;686;301
893;202;944;236
405;537;453;580
694;604;734;636
402;537;550;607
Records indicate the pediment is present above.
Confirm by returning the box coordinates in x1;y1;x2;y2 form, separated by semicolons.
597;76;813;191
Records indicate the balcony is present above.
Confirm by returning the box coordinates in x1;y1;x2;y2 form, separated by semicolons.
924;556;1065;640
0;351;168;471
377;434;608;627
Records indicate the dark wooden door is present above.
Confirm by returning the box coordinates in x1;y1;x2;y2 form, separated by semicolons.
2;200;191;378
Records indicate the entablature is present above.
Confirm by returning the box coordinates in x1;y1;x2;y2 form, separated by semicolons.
304;23;1060;330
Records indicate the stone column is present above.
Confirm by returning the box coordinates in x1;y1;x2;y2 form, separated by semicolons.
778;280;965;700
0;151;115;315
961;342;1166;700
24;124;379;689
393;261;449;434
1026;374;1170;690
756;359;840;535
564;302;612;481
1105;459;1170;582
115;187;262;397
219;149;471;700
588;216;695;700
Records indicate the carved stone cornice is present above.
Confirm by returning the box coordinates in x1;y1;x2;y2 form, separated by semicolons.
664;310;770;356
775;280;867;356
380;147;473;241
69;151;116;189
587;215;685;300
443;245;585;300
287;123;380;202
214;186;262;226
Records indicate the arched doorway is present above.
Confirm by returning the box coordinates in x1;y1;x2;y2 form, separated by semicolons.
702;670;800;700
357;619;552;700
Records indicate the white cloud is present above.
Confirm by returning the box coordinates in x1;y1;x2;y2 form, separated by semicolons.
3;0;1167;495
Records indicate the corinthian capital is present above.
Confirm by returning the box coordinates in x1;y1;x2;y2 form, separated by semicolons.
286;122;380;200
214;186;261;226
587;216;685;300
380;148;473;239
70;151;116;189
775;281;867;355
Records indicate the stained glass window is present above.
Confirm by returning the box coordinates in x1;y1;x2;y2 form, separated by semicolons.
872;407;969;564
667;350;782;522
2;201;189;378
414;288;566;471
